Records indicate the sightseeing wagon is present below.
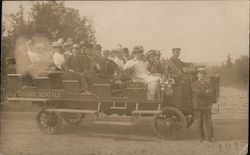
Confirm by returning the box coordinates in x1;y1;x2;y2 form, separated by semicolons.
5;58;220;140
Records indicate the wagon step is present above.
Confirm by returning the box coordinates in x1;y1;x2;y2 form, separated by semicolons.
94;121;133;126
45;109;97;114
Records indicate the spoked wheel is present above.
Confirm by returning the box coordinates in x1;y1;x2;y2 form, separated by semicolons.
37;108;63;134
153;107;187;140
61;112;85;125
186;114;194;128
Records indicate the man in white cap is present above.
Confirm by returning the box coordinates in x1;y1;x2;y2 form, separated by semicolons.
123;46;160;100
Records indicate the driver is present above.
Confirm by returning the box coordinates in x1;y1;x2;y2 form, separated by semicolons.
168;48;192;83
123;46;160;100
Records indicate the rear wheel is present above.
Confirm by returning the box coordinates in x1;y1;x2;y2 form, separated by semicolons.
37;108;63;134
153;107;186;140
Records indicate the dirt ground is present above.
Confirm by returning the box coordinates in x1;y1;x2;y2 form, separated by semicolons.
0;87;248;155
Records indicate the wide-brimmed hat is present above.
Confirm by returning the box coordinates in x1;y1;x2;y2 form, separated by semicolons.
62;38;73;47
79;41;86;46
52;38;64;48
132;45;144;53
72;44;80;49
146;50;156;57
172;48;181;53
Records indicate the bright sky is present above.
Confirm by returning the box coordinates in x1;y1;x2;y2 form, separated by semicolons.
3;1;249;64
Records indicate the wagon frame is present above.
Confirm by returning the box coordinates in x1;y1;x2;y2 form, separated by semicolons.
6;64;219;140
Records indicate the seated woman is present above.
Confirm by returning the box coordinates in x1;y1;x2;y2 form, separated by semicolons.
145;50;163;78
123;46;160;100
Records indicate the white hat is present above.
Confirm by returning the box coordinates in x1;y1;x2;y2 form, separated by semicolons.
52;38;64;47
72;44;80;48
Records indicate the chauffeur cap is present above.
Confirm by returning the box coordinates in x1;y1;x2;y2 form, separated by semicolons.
172;48;181;53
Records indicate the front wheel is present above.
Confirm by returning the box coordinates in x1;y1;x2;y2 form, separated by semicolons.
153;107;187;140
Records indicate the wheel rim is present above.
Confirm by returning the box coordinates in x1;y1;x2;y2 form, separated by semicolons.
37;108;63;134
153;107;186;139
62;113;85;125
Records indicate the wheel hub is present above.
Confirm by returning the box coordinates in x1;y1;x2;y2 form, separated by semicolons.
165;118;174;128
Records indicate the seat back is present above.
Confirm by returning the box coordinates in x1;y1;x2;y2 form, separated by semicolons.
126;81;147;100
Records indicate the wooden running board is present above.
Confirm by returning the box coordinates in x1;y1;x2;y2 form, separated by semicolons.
45;109;97;114
94;121;133;126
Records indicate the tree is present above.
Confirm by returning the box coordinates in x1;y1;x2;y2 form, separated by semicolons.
28;1;96;43
226;54;233;70
5;1;96;55
233;55;249;85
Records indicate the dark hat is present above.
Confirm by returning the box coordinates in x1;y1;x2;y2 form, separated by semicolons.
94;44;102;50
133;45;144;53
123;47;129;53
103;49;110;55
172;48;181;53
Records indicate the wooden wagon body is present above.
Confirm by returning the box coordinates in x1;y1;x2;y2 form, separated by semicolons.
5;61;220;139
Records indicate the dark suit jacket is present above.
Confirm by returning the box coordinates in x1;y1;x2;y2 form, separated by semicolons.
64;54;81;72
168;56;186;75
191;80;214;110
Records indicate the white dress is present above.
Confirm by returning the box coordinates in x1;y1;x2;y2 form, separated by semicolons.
123;58;160;100
113;57;125;69
53;51;65;69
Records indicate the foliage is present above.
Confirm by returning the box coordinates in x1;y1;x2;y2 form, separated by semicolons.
208;55;249;86
5;1;96;54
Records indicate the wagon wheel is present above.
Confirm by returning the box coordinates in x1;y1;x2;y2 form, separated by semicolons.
61;112;85;125
36;108;63;134
153;107;186;140
186;114;194;128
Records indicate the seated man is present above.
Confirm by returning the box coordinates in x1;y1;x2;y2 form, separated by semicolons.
64;44;91;94
111;47;125;69
168;48;192;83
97;49;120;79
123;46;160;100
